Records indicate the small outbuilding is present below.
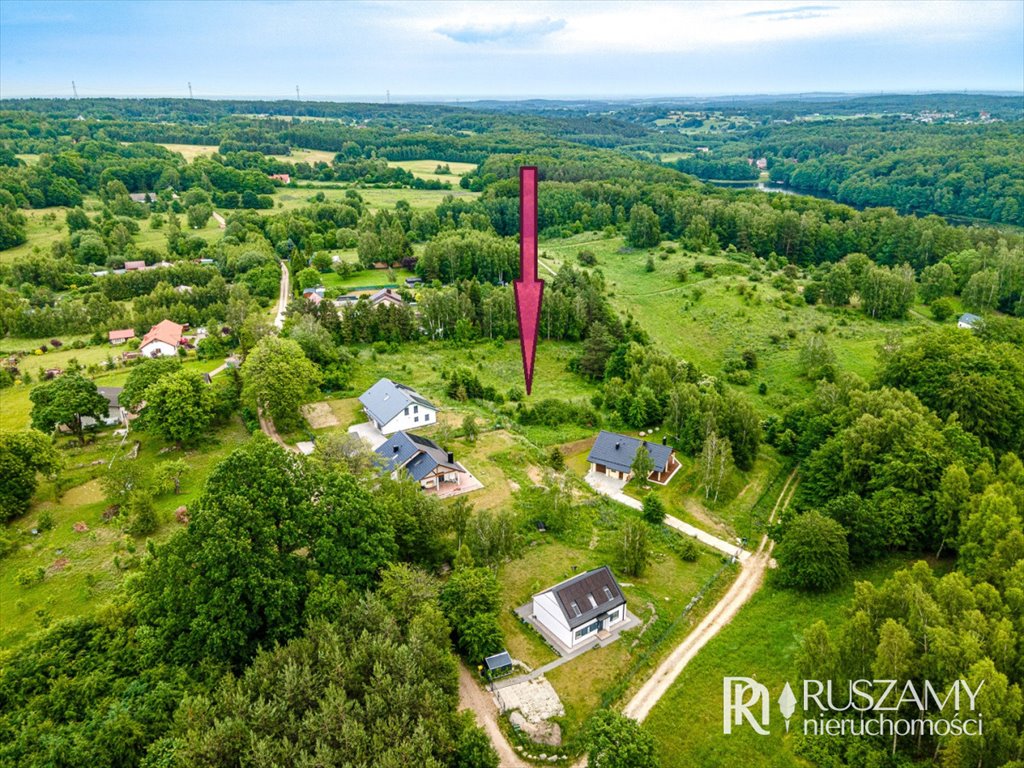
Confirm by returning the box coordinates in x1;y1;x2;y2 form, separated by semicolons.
958;312;982;330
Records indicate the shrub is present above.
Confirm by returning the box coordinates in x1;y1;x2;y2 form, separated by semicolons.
642;494;665;525
930;297;956;322
16;566;45;587
577;249;597;267
775;510;849;592
548;447;565;471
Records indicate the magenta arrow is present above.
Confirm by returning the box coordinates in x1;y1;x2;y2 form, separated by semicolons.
514;166;544;396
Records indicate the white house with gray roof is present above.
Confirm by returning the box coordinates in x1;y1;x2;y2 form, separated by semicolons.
532;566;628;651
358;378;437;434
375;431;467;493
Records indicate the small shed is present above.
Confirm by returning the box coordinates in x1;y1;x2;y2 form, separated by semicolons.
958;313;982;330
484;651;513;679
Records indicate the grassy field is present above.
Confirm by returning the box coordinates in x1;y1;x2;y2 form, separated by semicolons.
386;159;477;183
539;233;936;417
498;530;728;742
1;198;224;265
643;555;936;768
269;148;338;165
0;418;252;649
156;143;220;161
319;265;418;292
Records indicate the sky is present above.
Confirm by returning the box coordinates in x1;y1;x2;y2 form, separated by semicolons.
1;0;1022;100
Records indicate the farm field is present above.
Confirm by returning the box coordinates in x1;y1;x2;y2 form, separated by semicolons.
271;183;479;212
156;143;221;161
386;158;477;183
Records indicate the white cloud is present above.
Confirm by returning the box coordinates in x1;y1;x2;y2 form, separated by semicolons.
408;1;1017;54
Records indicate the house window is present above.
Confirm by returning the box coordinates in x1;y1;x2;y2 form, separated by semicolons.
603;587;613;601
569;601;582;618
414;416;419;422
414;405;419;414
607;610;620;625
573;620;601;640
424;413;431;422
404;407;409;415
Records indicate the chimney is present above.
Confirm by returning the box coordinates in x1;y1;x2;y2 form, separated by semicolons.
662;436;667;446
393;445;400;453
447;451;454;463
615;441;621;449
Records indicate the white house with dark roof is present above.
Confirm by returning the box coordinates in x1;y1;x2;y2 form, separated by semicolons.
375;431;467;493
532;566;628;651
358;377;437;434
958;312;982;330
587;430;679;484
80;387;127;429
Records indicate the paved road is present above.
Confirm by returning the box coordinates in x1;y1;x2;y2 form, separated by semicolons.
584;470;752;561
622;470;798;722
274;262;290;329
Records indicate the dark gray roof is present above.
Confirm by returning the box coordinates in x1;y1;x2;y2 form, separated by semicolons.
96;387;123;408
375;431;461;482
484;651;512;670
546;566;625;630
359;378;435;426
586;430;673;475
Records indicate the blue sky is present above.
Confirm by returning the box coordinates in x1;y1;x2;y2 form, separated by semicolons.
1;1;1021;99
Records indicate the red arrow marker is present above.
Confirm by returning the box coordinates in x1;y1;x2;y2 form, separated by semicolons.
514;166;544;396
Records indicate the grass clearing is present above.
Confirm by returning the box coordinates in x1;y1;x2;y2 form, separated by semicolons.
156;143;221;161
540;232;934;418
643;555;933;767
0;418;252;649
386;159;477;183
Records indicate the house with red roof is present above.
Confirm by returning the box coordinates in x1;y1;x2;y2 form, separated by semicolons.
140;319;185;358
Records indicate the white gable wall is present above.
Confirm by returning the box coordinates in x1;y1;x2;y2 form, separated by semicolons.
140;340;177;358
533;591;574;649
378;403;437;434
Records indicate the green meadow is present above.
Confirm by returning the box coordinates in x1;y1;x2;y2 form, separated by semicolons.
643;555;941;768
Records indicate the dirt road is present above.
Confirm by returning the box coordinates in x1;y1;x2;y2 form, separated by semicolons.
274;262;290;329
621;469;798;722
458;664;531;768
211;210;226;229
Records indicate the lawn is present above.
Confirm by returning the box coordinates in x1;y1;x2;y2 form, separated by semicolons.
498;530;730;743
0;342;227;432
626;448;789;541
339;338;599;415
1;197;224;265
0;418;252;649
320;265;418;292
643;555;933;768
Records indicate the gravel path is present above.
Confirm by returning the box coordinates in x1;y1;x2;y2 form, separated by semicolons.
274;262;289;329
621;470;798;722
